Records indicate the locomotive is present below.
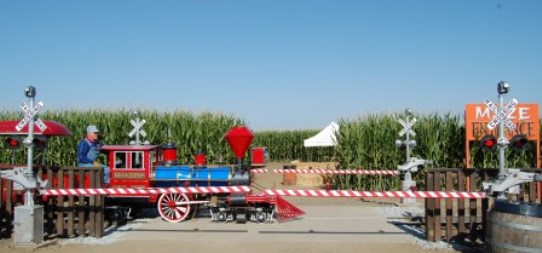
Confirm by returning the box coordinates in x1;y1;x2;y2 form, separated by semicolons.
100;124;277;223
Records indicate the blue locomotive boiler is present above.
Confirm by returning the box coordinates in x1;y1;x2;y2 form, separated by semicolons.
154;165;250;187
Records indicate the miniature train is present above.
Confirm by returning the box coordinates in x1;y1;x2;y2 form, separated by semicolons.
0;119;286;224
99;125;274;223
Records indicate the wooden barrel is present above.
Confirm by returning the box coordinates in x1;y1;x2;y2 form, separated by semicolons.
282;165;296;185
283;173;296;185
486;200;542;253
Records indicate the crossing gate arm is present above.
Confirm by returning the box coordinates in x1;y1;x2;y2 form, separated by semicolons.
41;186;486;199
262;189;486;199
41;186;252;196
273;169;398;175
250;169;268;173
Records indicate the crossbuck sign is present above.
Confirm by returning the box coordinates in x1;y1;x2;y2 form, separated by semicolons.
484;98;518;131
128;119;147;138
16;101;47;132
398;118;416;137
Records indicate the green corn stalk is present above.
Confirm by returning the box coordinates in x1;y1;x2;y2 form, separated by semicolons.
1;110;540;192
0;109;244;166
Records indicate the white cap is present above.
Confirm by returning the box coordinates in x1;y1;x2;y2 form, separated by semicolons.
86;125;99;133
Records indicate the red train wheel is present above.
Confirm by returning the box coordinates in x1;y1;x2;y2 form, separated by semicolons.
157;193;191;223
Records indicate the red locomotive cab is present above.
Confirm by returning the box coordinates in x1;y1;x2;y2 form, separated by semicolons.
101;144;161;190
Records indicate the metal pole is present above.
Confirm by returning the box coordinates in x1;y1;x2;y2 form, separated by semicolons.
498;90;506;180
135;115;140;146
405;113;411;161
494;81;511;200
25;90;36;206
404;113;412;199
134;112;141;165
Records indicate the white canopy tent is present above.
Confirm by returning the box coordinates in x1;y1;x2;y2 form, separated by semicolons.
303;122;339;147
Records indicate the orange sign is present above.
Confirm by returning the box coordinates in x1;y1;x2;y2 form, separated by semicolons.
465;103;540;168
465;103;539;141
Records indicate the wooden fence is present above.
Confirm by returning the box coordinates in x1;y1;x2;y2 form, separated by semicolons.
425;168;542;242
1;165;104;239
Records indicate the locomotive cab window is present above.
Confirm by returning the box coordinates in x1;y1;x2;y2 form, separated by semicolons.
114;152;127;169
131;151;144;169
150;151;157;165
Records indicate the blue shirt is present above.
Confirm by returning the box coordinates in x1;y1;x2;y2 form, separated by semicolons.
77;138;100;164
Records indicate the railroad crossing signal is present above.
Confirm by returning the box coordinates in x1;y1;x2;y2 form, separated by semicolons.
480;135;498;151
398;118;417;137
480;95;528;152
479;133;529;152
4;137;21;149
395;109;418;164
16;101;47;132
128;111;149;148
484;97;518;131
128;119;147;138
509;134;529;151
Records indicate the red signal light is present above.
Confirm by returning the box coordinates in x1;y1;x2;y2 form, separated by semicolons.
480;135;497;151
32;137;48;150
5;137;21;149
8;138;19;147
509;134;529;151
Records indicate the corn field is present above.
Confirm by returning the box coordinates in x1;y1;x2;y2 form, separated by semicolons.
335;113;540;190
0;109;245;166
0;110;540;191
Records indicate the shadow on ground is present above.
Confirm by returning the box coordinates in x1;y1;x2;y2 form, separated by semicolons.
387;218;487;253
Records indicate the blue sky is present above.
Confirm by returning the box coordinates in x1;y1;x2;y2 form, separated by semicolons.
1;1;541;130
